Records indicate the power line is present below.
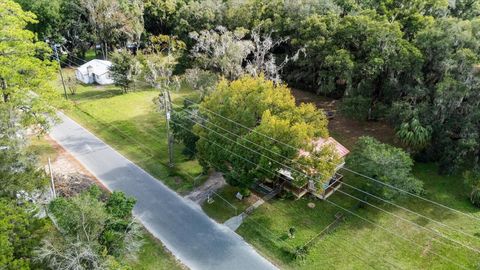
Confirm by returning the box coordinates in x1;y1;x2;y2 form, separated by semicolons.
341;167;480;222
183;97;480;223
68;99;444;269
61;51;480;262
180;104;480;244
69;60;478;256
176;107;331;186
63;53;480;248
334;187;480;253
178;134;397;270
180;107;336;180
322;199;470;270
169;118;470;269
176;105;479;237
172;107;480;255
341;181;480;241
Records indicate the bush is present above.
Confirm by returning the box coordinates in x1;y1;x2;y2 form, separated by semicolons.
240;188;251;197
339;96;371;120
346;136;424;200
470;188;480;208
464;169;480;208
293;245;309;261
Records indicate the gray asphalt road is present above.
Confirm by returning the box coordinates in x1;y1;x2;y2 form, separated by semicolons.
50;113;277;270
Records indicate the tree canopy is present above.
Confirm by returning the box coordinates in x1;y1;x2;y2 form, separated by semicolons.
13;0;480;178
1;0;61;132
192;76;338;189
38;187;140;269
346;136;424;199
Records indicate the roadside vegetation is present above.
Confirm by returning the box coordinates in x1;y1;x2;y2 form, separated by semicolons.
0;2;182;269
58;68;204;193
4;0;480;269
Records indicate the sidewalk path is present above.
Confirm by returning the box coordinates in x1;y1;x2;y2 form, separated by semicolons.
50;113;277;270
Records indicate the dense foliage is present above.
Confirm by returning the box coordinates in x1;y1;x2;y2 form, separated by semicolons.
109;50;141;93
1;0;61;132
464;169;480;207
346;136;423;199
15;0;480;173
38;187;140;269
191;76;339;189
0;199;47;269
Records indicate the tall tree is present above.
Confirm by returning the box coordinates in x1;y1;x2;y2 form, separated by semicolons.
194;76;337;189
144;0;185;35
0;0;60;132
58;0;92;59
109;50;141;93
393;17;480;172
14;0;63;40
346;136;424;199
0;199;47;269
80;0;144;59
38;187;140;269
189;26;253;80
289;11;422;111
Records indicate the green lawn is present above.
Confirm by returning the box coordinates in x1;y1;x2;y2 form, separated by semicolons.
57;69;204;194
230;163;480;269
202;185;252;223
29;136;58;166
126;231;183;270
55;69;480;269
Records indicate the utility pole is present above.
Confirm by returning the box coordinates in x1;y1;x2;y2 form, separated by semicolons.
161;89;174;167
48;157;56;199
53;44;68;100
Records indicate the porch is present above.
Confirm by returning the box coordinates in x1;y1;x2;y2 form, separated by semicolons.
311;173;344;200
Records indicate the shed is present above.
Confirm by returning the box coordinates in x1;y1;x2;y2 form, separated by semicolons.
75;59;114;85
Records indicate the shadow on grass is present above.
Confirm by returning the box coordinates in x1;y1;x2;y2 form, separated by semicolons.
71;87;123;101
69;106;201;192
239;215;297;264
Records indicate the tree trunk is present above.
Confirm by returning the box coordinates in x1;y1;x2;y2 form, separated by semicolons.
1;78;8;103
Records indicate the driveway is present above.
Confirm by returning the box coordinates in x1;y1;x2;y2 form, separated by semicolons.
50;112;277;270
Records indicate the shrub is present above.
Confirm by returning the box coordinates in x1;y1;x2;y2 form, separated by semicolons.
346;136;424;200
464;169;480;208
470;188;480;208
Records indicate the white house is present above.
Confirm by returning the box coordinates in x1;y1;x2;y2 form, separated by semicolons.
75;59;114;85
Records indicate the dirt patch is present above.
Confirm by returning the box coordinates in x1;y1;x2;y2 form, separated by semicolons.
245;193;261;205
421;239;432;256
44;135;108;197
185;172;226;204
291;88;397;149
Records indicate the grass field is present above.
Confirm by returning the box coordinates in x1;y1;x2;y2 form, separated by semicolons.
202;185;253;223
57;68;204;194
225;163;480;270
54;68;480;269
125;231;183;270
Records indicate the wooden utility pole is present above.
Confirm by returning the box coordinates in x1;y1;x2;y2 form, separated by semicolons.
48;157;56;199
161;89;174;167
53;45;68;100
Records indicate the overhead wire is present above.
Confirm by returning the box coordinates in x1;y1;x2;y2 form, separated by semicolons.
183;97;480;223
169;116;471;269
58;52;479;268
173;104;480;254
